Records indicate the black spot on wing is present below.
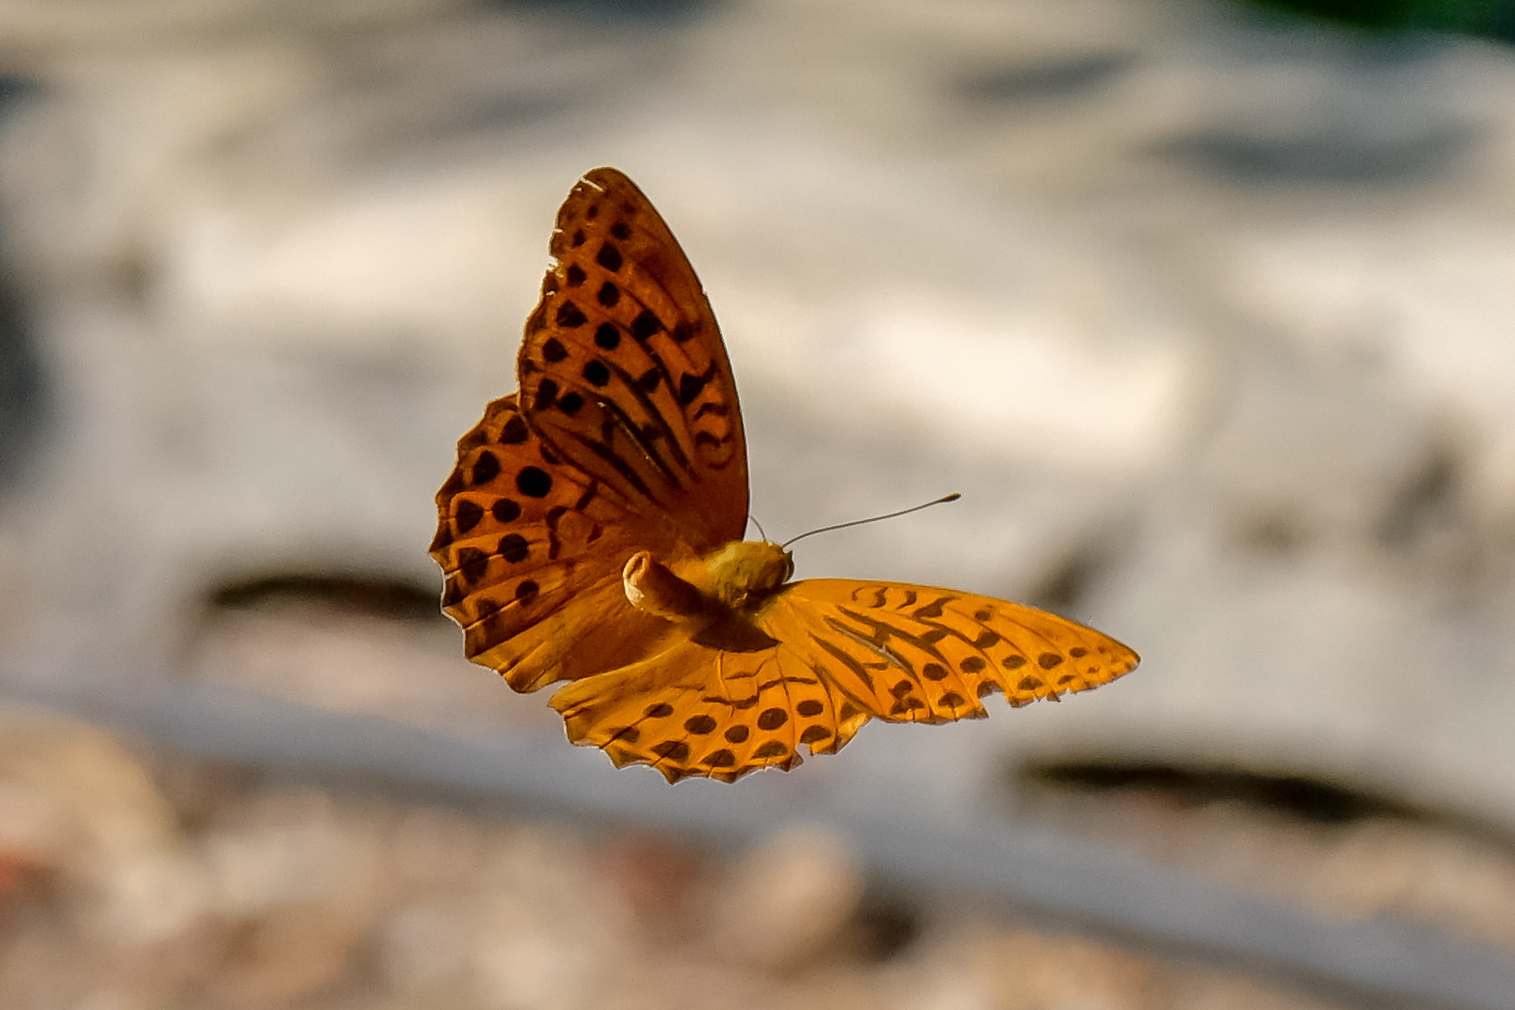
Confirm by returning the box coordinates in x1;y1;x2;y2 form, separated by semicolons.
596;243;622;272
533;379;559;412
800;725;831;745
498;534;529;563
757;708;788;730
677;362;720;406
630;310;662;342
583;360;610;386
470;451;500;486
454;499;484;534
499;415;529;445
652;740;690;762
458;547;489;584
516;467;552;498
594;323;620;350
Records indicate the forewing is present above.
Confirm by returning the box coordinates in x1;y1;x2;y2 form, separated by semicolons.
517;168;748;553
763;579;1140;721
430;394;679;691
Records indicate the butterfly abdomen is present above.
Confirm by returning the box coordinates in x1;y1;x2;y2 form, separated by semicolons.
622;551;705;620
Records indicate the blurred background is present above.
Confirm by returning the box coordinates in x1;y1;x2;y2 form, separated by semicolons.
2;0;1515;1007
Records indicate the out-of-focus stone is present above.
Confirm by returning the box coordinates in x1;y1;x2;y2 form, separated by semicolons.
0;707;188;907
705;825;865;972
593;831;708;936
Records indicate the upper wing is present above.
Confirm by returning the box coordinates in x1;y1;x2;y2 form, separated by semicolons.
545;578;1138;783
517;168;748;554
430;394;683;691
432;169;752;690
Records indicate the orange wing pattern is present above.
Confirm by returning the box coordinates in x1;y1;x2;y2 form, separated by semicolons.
430;393;679;689
770;580;1136;717
519;168;747;552
548;579;1138;783
431;168;748;687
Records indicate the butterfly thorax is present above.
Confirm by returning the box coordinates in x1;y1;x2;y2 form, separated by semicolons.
623;540;793;626
701;540;795;609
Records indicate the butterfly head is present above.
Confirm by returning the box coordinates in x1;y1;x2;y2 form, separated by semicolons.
702;539;794;612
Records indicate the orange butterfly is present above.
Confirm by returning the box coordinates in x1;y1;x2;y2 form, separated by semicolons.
430;168;1138;783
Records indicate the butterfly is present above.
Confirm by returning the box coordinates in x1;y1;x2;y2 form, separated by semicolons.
430;168;1139;783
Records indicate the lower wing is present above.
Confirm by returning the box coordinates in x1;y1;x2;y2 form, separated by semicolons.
546;578;1138;783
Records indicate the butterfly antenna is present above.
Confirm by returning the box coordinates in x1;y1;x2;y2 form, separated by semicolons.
781;494;961;549
748;513;770;541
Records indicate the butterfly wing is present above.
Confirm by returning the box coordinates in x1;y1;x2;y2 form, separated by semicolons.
517;168;748;552
548;627;872;783
430;394;684;689
431;169;751;691
764;579;1139;719
547;578;1138;782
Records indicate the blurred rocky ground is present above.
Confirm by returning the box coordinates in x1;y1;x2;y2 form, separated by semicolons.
2;705;1375;1010
1;0;1515;1007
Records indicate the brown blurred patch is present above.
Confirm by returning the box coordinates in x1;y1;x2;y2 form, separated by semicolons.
1012;757;1515;954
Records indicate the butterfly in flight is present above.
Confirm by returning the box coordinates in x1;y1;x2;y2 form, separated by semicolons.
430;168;1138;782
